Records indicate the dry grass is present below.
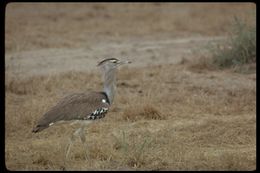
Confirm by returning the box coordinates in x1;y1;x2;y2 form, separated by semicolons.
5;63;256;170
185;12;256;74
5;3;256;171
5;3;255;53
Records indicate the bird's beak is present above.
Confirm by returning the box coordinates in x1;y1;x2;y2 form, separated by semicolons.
118;60;132;65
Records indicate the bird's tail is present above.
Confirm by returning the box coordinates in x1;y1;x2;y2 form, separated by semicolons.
32;125;48;133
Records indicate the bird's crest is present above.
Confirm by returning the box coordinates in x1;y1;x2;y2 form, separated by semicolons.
97;58;119;66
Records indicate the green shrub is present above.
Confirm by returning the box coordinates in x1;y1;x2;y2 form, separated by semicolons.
211;16;256;68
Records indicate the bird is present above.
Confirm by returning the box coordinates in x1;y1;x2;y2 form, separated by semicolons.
32;58;131;158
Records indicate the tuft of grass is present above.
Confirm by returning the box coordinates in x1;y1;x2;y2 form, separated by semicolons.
210;16;256;69
112;130;153;169
121;103;164;122
186;55;216;73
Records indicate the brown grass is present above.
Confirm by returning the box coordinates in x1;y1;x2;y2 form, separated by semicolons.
5;3;256;171
122;103;164;121
5;63;256;170
5;3;255;53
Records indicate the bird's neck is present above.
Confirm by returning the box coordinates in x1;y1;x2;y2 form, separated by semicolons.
103;68;117;105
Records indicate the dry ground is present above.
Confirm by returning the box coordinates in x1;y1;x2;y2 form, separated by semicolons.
5;3;256;171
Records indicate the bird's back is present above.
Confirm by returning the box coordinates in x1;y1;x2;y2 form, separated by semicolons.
32;91;110;133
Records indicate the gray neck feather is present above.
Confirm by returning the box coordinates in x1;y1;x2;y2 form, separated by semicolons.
102;68;117;105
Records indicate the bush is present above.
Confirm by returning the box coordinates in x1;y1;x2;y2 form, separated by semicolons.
210;16;256;68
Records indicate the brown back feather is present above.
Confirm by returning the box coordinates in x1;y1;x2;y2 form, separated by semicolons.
32;91;110;133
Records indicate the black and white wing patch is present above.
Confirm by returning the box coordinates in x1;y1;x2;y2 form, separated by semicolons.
84;107;109;120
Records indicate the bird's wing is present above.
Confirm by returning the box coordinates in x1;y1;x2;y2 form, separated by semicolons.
32;92;110;132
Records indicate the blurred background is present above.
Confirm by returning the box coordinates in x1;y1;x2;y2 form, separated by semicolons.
6;3;255;53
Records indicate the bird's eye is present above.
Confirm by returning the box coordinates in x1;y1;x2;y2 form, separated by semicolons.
111;60;117;63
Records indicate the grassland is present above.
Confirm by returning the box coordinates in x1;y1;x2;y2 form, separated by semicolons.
5;3;256;171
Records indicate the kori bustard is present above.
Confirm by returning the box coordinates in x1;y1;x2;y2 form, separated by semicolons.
32;58;131;158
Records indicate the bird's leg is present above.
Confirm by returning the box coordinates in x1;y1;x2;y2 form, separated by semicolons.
79;125;86;143
65;127;81;159
79;124;89;160
65;122;90;160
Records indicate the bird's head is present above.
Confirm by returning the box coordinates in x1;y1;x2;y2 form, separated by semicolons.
97;58;131;71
